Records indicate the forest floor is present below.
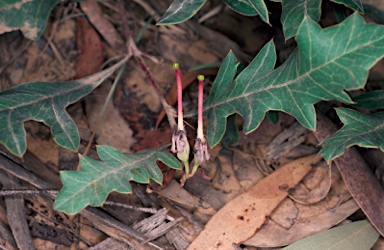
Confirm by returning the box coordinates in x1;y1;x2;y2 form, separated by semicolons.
0;0;383;249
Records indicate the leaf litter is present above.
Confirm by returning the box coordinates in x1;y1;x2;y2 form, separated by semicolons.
0;0;383;249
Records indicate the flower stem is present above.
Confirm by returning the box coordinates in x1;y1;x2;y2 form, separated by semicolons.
173;63;184;131
197;75;205;141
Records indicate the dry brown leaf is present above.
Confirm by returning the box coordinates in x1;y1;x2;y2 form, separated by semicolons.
187;154;321;249
244;199;359;247
288;161;331;204
315;111;384;236
74;17;104;79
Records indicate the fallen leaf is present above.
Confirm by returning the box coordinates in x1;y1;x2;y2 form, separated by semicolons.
245;199;359;247
315;110;384;236
187;154;320;249
282;220;379;250
74;17;104;79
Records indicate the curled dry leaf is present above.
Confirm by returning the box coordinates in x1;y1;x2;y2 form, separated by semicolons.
187;154;321;249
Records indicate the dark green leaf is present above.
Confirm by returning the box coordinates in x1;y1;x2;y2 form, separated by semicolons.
281;0;322;39
222;0;269;23
157;0;207;25
0;57;128;157
320;108;384;161
351;90;384;109
203;14;384;148
332;0;364;12
0;0;60;40
221;115;239;146
282;220;379;250
266;111;279;124
54;145;181;215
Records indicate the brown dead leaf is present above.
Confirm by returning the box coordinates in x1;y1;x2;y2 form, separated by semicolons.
289;161;331;204
187;154;321;249
244;199;359;247
315;110;384;236
74;17;104;79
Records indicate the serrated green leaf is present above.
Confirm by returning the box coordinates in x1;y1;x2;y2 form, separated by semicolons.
0;57;128;157
266;111;279;124
333;0;364;12
281;0;322;39
55;145;181;215
203;13;384;148
282;220;379;250
222;0;269;23
320;108;384;161
157;0;207;25
220;115;239;146
351;90;384;109
0;0;60;40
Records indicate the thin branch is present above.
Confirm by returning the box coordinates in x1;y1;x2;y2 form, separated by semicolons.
117;0;177;130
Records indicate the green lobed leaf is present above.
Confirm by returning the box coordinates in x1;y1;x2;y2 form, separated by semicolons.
320;108;384;161
54;145;181;215
0;57;128;157
220;115;239;146
0;0;60;40
333;0;364;12
351;90;384;109
281;0;322;39
157;0;207;25
203;13;384;148
222;0;269;23
282;220;379;250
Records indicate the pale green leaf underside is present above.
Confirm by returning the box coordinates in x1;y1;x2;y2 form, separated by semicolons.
282;220;379;250
157;0;207;25
281;0;322;39
351;90;384;109
282;220;380;250
222;0;269;23
0;0;60;40
320;108;384;161
54;145;181;215
203;13;384;147
0;58;127;157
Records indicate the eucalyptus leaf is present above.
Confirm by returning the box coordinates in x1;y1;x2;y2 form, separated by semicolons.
55;145;181;215
0;57;128;157
320;108;384;161
282;220;379;250
0;0;60;40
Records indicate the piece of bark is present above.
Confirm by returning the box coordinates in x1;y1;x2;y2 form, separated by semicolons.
0;220;17;250
267;122;308;160
0;154;163;249
314;110;384;236
89;237;128;250
1;172;35;250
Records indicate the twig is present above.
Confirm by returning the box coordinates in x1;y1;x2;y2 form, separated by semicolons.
118;0;177;131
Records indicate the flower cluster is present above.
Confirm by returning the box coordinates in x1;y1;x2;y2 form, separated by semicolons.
171;64;209;183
